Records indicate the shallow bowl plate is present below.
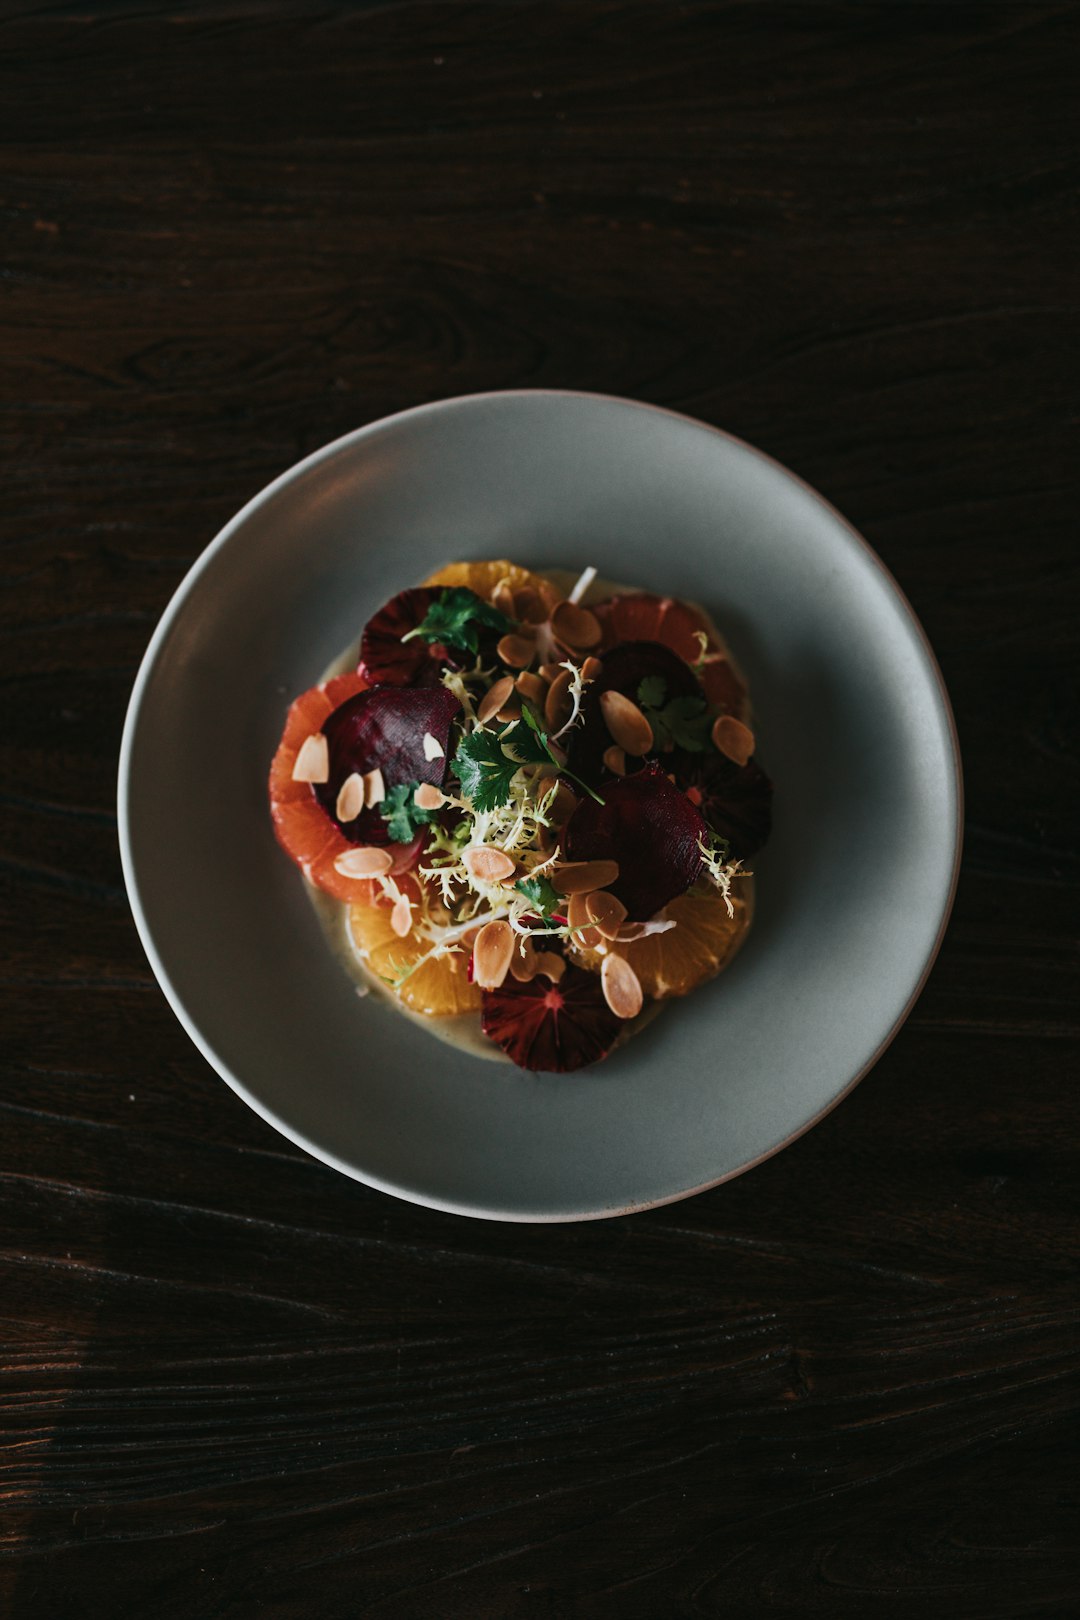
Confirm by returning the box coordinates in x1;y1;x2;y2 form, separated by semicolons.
119;391;961;1221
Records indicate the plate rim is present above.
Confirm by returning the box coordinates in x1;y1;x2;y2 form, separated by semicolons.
117;387;964;1222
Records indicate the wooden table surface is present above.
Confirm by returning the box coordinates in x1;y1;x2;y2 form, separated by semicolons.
2;5;1077;1616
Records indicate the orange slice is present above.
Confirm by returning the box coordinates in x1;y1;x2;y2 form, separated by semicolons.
348;877;482;1017
570;881;753;999
421;558;548;604
594;592;750;721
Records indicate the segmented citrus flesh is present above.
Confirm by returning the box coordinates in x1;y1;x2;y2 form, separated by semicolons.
421;559;548;603
594;593;749;720
570;883;752;999
348;879;482;1018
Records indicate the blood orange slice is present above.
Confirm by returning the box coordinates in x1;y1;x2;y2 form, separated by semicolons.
594;593;749;720
269;673;423;901
481;960;623;1071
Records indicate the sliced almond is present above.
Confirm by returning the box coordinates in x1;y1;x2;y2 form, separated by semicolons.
334;771;365;822
497;632;536;669
601;953;644;1019
712;714;755;767
538;578;563;612
600;690;653;756
390;893;413;938
554;858;620;895
535;773;578;826
581;656;603;682
551;600;601;649
477;674;516;726
602;744;627;777
472;919;515;989
363;767;386;807
463;845;517;884
533;951;566;982
544;668;574;730
567;890;602;949
422;732;444;761
292;732;329;783
513;586;547;625
333;846;393;878
492;578;516;616
509;935;539;982
585;889;628;940
496;692;521;722
538;662;564;683
515;670;549;708
414;782;445;810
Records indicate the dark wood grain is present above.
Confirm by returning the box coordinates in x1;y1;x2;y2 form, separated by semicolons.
1;4;1078;1616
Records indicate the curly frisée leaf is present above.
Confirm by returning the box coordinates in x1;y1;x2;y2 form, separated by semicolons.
402;587;513;656
453;729;520;812
381;781;439;844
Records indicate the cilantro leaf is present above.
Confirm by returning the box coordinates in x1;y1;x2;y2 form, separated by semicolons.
401;587;512;656
453;729;520;812
381;781;439;843
637;674;667;710
502;704;552;766
514;874;561;919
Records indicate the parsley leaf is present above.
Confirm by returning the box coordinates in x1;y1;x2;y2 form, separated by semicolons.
381;781;439;843
514;874;561;919
637;679;713;752
401;587;512;656
453;729;520;812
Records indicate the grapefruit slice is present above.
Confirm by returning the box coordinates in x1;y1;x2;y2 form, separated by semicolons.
348;878;482;1017
594;593;749;720
269;673;422;901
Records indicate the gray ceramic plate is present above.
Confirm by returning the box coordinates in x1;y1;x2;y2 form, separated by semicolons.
119;390;961;1222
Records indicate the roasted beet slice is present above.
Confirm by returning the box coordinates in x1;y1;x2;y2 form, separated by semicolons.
568;640;702;787
314;684;460;845
359;587;455;687
679;750;773;862
562;762;706;920
481;961;623;1072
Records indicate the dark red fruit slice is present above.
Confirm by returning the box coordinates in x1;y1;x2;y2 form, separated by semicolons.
562;762;707;920
679;751;773;862
594;593;750;720
315;684;460;845
481;961;623;1072
567;640;702;787
359;587;454;687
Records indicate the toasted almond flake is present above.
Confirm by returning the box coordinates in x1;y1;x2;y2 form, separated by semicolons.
333;846;393;877
533;951;566;982
472;919;515;989
567;890;602;948
551;600;601;649
463;845;517;883
515;670;549;708
585;889;628;939
492;578;516;615
414;782;445;810
335;771;366;822
581;656;603;682
509;935;539;982
544;668;574;730
292;732;329;783
602;744;627;776
535;773;577;826
390;893;413;937
477;674;516;726
600;689;653;756
538;662;564;683
496;692;521;722
712;714;755;767
601;954;644;1019
422;731;444;761
513;586;547;624
496;632;537;669
362;767;386;807
538;577;564;611
554;858;620;895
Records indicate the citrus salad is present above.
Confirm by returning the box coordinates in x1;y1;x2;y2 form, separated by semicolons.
269;560;773;1071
